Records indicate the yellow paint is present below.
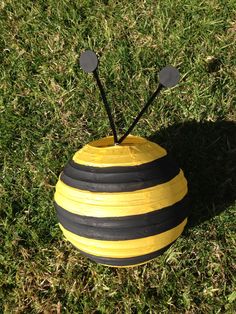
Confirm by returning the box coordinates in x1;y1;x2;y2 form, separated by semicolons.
54;170;187;217
59;218;187;258
72;135;167;167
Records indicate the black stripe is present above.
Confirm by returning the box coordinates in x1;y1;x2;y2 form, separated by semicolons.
55;195;189;240
75;242;174;266
60;154;180;192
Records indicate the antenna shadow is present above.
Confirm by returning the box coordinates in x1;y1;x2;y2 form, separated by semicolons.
149;120;236;228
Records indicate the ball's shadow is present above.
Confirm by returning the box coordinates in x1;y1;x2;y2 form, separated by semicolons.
149;120;236;228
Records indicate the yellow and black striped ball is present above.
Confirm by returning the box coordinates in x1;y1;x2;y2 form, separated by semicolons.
54;135;188;267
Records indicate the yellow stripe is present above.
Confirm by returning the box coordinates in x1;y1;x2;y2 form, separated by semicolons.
54;170;187;217
72;135;167;167
59;218;187;258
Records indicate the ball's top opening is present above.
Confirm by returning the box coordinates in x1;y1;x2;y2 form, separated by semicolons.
88;135;147;149
72;135;167;167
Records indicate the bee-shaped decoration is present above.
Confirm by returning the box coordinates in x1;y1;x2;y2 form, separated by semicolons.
54;50;188;267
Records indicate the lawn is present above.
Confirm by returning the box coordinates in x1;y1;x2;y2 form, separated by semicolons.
0;0;236;313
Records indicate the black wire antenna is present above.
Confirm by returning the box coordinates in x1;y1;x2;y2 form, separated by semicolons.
79;50;180;145
79;50;118;144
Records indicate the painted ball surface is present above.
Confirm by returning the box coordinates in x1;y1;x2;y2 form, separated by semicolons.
54;135;188;267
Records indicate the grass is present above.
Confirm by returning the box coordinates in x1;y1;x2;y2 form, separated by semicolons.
0;0;236;312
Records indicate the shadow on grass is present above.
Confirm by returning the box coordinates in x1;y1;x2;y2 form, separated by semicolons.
149;120;236;228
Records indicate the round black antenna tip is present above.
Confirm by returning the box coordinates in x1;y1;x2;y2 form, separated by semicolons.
159;66;180;88
79;50;98;73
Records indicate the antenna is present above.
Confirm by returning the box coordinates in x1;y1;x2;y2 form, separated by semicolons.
79;50;118;144
80;50;180;145
117;66;180;144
